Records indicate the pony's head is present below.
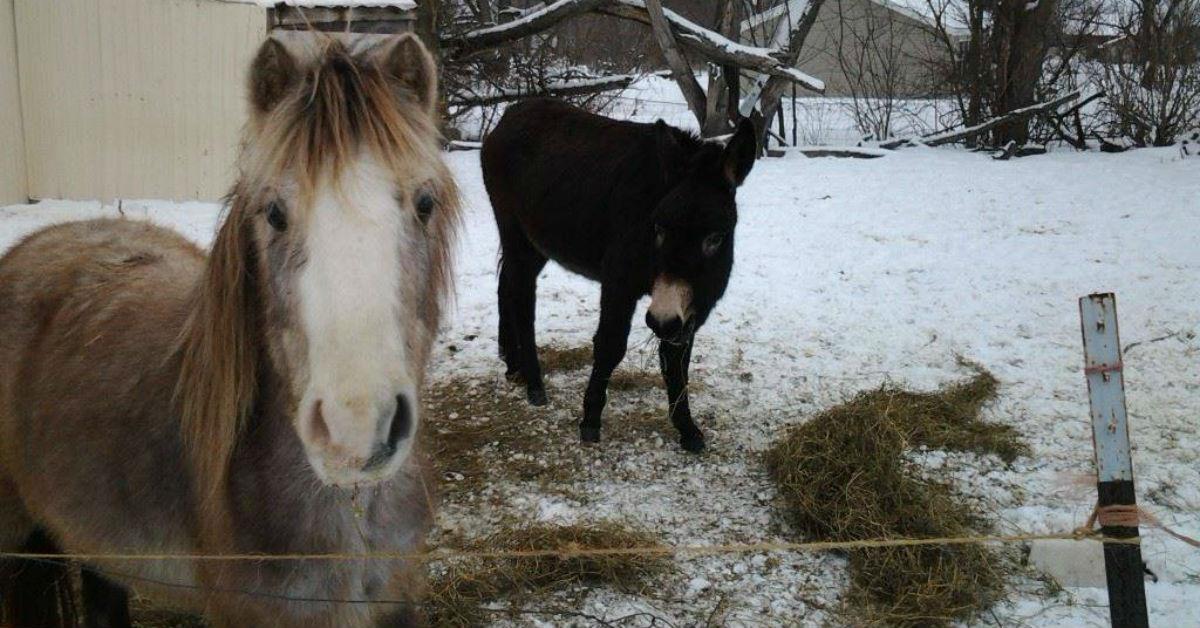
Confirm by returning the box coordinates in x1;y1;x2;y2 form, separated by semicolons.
645;119;756;344
180;34;457;492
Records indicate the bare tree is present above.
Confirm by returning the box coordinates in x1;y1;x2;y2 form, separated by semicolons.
831;0;916;140
429;0;829;142
920;0;1066;146
1092;0;1200;146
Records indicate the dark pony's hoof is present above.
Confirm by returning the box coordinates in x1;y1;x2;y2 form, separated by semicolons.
527;387;548;406
679;434;706;453
580;425;601;443
505;368;524;383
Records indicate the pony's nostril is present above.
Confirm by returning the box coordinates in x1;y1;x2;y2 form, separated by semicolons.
387;394;413;449
645;311;661;334
647;312;682;341
362;395;413;473
309;400;330;447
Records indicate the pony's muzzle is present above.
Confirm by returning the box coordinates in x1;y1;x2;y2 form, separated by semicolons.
362;394;414;472
303;391;417;484
646;311;685;343
647;276;693;343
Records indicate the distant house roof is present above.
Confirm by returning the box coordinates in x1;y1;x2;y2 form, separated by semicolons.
740;0;970;40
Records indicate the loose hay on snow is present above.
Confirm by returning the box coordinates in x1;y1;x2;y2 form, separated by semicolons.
426;522;669;627
540;344;664;391
538;345;593;373
765;368;1027;626
423;377;576;495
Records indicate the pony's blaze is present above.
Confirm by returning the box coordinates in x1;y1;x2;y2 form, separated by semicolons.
295;156;420;486
646;276;693;342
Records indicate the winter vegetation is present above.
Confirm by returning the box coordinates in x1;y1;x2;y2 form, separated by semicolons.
435;0;1200;152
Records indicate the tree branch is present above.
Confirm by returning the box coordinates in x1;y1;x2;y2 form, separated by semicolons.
442;0;825;93
644;0;707;123
442;0;611;61
743;0;828;145
598;0;825;93
448;72;650;108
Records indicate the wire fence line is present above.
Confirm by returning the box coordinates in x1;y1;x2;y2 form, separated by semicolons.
0;530;1169;614
0;529;1144;566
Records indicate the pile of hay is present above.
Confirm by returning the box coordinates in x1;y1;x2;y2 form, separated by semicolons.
766;369;1027;626
426;522;668;627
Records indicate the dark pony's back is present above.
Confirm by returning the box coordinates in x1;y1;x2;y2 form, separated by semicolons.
482;98;707;281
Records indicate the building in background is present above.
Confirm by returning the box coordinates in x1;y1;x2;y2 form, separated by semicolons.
741;0;969;99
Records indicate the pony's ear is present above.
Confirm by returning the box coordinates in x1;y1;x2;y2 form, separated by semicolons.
723;118;757;187
379;33;439;117
248;38;298;115
655;120;687;186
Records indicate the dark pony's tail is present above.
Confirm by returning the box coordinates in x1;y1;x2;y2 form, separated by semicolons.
0;529;77;628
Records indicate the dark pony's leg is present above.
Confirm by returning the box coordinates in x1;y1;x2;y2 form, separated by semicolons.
580;287;638;442
81;567;132;628
497;259;520;379
660;335;703;451
496;224;548;405
0;529;76;628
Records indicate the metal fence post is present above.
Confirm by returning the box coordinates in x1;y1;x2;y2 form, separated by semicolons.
1079;293;1150;628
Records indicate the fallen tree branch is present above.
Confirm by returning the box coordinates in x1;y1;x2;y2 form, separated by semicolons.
880;90;1083;149
448;73;648;108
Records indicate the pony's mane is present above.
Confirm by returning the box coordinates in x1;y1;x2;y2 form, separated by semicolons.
175;39;459;529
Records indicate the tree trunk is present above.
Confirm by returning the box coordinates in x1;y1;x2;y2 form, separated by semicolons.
989;0;1058;145
965;0;986;146
702;0;738;137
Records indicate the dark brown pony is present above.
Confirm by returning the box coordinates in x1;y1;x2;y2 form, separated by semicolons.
482;98;756;452
0;33;458;627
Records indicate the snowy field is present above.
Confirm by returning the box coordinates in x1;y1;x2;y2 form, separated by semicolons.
2;109;1198;626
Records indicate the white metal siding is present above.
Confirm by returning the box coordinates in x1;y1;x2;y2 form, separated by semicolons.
0;0;27;205
15;0;265;201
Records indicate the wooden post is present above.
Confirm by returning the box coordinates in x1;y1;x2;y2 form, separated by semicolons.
1079;293;1149;628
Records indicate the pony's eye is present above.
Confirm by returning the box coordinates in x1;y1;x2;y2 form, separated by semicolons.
266;201;288;232
415;192;436;224
702;232;725;257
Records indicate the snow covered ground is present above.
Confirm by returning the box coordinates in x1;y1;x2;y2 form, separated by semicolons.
2;107;1197;626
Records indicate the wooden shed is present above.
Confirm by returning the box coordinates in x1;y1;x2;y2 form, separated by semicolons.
0;0;416;205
